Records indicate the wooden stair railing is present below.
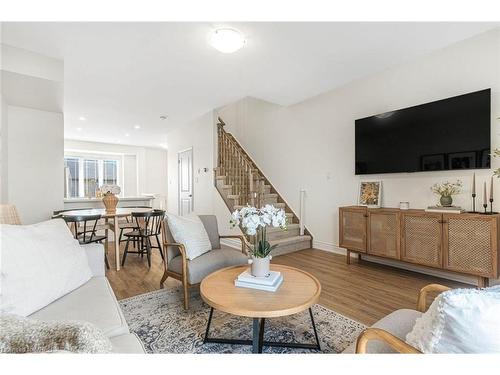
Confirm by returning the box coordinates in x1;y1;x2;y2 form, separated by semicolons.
215;117;305;227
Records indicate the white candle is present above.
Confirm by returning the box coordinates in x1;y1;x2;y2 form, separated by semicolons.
484;181;487;205
490;176;494;201
472;173;476;195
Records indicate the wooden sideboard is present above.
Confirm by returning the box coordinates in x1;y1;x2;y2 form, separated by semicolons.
339;206;500;287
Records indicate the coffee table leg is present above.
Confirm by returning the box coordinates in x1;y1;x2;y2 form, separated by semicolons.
252;318;260;353
203;307;214;343
309;307;321;350
258;318;265;353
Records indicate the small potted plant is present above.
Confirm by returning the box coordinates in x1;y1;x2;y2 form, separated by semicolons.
101;184;121;213
431;180;463;207
230;204;287;277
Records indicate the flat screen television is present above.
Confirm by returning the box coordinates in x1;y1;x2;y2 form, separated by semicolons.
355;89;491;175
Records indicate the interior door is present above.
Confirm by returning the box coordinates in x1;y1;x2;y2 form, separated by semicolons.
178;148;193;216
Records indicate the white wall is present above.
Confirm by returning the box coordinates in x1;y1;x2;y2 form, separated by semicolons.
64;139;168;207
6;106;64;223
1;44;65;224
217;29;500;256
166;111;240;236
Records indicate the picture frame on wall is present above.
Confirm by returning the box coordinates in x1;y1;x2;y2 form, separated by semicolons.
448;151;477;170
358;180;382;208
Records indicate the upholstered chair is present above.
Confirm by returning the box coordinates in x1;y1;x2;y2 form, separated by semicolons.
343;284;451;354
0;204;21;225
161;215;249;309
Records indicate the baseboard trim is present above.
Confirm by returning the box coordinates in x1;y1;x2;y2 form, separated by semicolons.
312;240;483;285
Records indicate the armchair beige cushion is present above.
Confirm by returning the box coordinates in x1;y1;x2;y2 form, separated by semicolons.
164;214;247;284
343;309;422;353
169;246;248;284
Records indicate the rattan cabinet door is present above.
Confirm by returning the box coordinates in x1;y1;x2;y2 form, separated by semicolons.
368;210;400;259
401;212;442;267
339;207;367;252
443;215;496;277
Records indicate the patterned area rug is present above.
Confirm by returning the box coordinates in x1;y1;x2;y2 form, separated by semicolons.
119;287;365;354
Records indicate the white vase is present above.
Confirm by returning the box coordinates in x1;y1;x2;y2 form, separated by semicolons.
248;255;272;277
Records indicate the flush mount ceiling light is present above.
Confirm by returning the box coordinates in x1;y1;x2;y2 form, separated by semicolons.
134;124;141;129
159;115;167;120
209;28;245;53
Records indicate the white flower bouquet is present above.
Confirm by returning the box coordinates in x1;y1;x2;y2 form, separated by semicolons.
230;204;287;258
101;184;121;195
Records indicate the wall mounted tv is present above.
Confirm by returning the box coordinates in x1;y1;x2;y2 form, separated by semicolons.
355;89;491;175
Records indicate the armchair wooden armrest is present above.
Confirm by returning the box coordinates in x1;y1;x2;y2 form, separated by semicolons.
219;235;250;255
355;328;421;354
416;283;451;312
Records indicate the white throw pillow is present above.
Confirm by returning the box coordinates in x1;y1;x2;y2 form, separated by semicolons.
165;213;212;260
0;219;92;316
406;286;500;353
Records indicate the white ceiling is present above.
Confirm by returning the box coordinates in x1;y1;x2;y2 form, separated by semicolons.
2;22;498;148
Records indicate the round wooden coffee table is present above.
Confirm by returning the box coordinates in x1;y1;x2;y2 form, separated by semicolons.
200;264;322;353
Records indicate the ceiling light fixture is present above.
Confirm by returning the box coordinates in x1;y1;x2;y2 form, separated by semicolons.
125;133;130;137
76;127;83;131
209;28;245;54
79;116;86;121
134;124;141;129
160;115;167;120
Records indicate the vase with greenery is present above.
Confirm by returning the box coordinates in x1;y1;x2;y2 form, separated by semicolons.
431;180;463;207
230;204;287;277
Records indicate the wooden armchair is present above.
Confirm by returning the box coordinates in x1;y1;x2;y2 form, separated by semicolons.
160;215;250;309
354;284;451;354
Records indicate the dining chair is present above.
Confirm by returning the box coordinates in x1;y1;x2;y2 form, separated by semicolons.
62;214;110;269
121;210;165;268
118;206;152;245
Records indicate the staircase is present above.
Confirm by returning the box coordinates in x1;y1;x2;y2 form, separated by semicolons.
214;117;312;256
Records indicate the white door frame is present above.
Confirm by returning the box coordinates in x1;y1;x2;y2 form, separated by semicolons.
178;147;194;215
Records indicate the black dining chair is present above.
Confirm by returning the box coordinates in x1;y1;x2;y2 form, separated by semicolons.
62;214;110;269
121;210;165;268
118;206;153;244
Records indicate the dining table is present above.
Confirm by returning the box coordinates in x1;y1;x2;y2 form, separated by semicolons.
61;207;153;271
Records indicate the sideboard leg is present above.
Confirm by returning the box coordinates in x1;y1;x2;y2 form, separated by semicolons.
357;253;361;262
346;250;351;265
478;276;489;288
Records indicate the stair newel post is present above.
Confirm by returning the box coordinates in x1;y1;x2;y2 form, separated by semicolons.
217;123;222;175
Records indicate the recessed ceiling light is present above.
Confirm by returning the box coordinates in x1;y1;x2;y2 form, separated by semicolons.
209;28;245;53
76;127;83;131
160;143;168;149
125;133;130;137
79;116;86;121
134;124;141;129
160;115;167;120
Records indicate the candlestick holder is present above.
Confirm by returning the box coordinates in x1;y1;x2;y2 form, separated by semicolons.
483;202;488;214
470;193;477;213
489;198;498;215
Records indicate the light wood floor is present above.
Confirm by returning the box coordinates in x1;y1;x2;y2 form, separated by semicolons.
105;243;467;326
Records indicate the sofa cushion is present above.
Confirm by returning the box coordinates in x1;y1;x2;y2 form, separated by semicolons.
0;313;112;353
406;286;500;353
165;213;212;260
169;246;248;284
343;309;422;353
29;277;129;338
110;333;146;353
0;219;92;316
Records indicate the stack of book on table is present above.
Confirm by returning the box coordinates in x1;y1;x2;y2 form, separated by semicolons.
425;205;465;214
234;269;283;292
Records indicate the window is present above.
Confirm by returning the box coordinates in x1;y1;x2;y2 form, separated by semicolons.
64;158;80;198
64;156;121;198
83;159;98;198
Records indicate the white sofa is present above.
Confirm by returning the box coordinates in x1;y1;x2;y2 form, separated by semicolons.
27;243;145;353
